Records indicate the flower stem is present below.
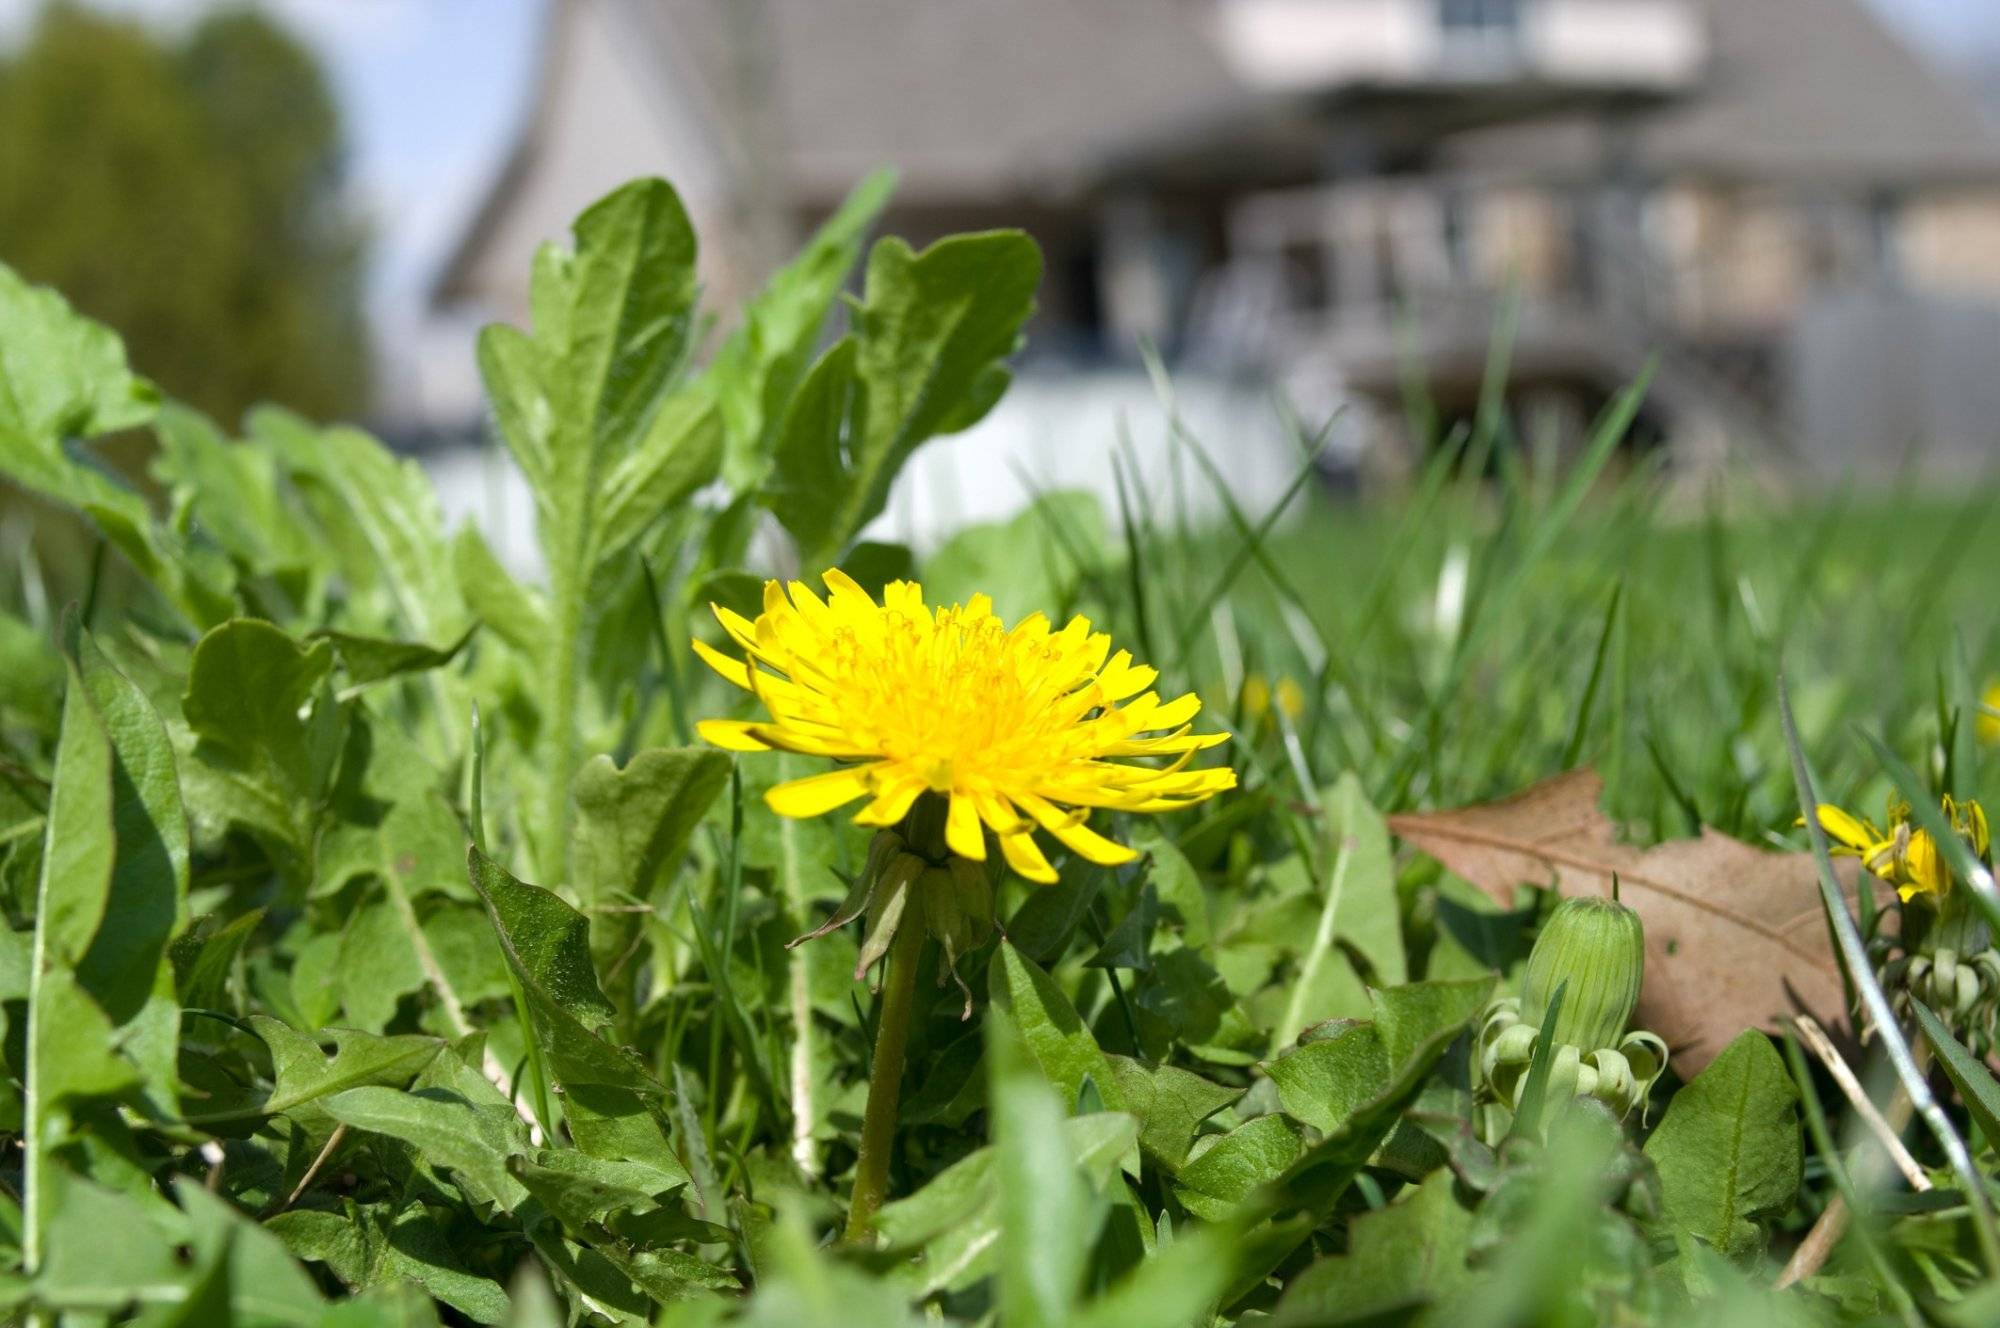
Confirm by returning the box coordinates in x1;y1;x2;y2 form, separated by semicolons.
845;913;927;1241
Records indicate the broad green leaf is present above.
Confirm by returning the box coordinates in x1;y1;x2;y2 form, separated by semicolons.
1270;1169;1474;1326
989;942;1129;1116
171;908;263;1011
26;631;192;1269
467;847;680;1167
763;229;1041;565
993;1010;1102;1328
173;1179;324;1327
508;1149;690;1232
37;648;118;969
1104;1054;1242;1171
712;168;896;490
0;262;156;442
1643;1029;1801;1257
270;1203;508;1325
182;618;342;886
1370;977;1495;1073
1222;977;1492;1302
153;404;314;578
0;264;228;625
70;628;188;1090
31;1170;185;1317
191;1015;442;1123
1267;1021;1391;1135
319;708;468;904
874;1112;1137;1299
334;899;427;1032
1067;1220;1241;1328
322;1085;529;1212
1132;826;1211;948
1173;1114;1304;1221
569;745;729;970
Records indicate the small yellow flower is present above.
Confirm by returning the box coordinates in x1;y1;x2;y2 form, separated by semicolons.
695;570;1236;883
1811;794;1988;901
1242;673;1306;726
1979;681;2000;745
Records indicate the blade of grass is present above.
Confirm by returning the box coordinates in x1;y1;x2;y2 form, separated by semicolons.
1561;581;1623;770
1508;980;1567;1142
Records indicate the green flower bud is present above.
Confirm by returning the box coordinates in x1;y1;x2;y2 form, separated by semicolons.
1522;897;1645;1054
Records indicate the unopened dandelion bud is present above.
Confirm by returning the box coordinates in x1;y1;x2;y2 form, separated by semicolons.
1522;897;1645;1054
920;860;994;964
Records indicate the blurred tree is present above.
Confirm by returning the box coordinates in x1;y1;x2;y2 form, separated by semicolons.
0;2;371;425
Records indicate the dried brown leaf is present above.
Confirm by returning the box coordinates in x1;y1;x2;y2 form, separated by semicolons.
1388;769;1881;1074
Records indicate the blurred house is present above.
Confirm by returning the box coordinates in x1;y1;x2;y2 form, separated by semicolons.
404;0;2000;538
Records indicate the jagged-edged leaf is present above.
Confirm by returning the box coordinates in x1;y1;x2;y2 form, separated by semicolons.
763;230;1041;565
989;942;1130;1116
181;619;342;885
451;525;548;656
1173;1114;1304;1221
1267;1021;1392;1136
193;1015;442;1123
312;625;475;689
467;847;681;1168
0;264;229;624
508;1150;690;1232
569;745;729;965
322;1085;529;1212
152;404;315;578
594;391;723;570
1103;1054;1242;1171
269;1203;508;1324
712;168;896;490
250;407;465;646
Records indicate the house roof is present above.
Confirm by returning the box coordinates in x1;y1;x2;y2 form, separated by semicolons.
684;0;1245;205
1444;0;2000;185
435;0;2000;308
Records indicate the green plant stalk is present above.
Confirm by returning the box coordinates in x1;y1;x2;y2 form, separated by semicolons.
537;553;587;883
845;915;928;1241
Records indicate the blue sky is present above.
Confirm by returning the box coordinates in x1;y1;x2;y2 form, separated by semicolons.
2;0;1996;320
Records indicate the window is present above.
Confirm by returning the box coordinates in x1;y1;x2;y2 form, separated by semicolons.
1439;0;1522;38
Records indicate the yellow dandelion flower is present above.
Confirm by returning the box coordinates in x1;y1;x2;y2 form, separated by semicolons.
694;570;1237;883
1810;794;1988;901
